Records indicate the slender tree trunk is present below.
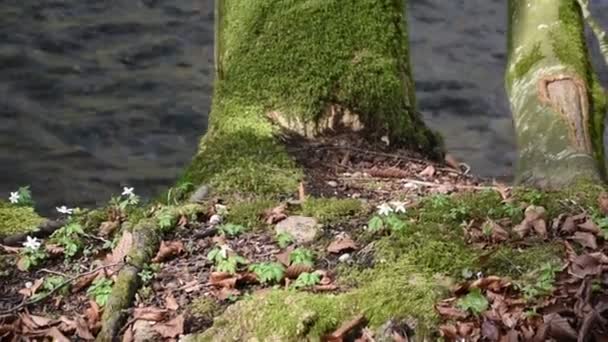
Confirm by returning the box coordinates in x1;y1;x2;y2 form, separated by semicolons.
506;0;607;188
180;0;441;196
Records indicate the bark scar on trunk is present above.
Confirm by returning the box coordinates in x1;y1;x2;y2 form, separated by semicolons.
537;73;591;153
267;104;364;138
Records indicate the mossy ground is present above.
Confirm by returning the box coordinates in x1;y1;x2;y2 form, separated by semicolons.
0;201;44;237
187;183;603;340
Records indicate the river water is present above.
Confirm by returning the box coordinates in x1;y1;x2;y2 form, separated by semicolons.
1;0;607;213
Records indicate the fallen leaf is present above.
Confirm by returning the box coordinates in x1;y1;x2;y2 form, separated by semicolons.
263;204;288;224
177;215;189;228
544;313;577;340
493;182;511;201
122;324;134;342
18;278;44;298
84;300;101;326
513;222;530;239
481;319;499;340
208;272;237;288
285;263;313;279
73;271;102;293
569;232;597;249
327;235;358;254
213;287;241;300
27;314;54;328
275;246;294;267
531;219;548;238
325;314;366;342
165;293;179;311
151;240;184;263
439;324;459;339
577;219;600;235
45;244;65;255
435;303;468;319
418;165;436;178
75;317;95;340
105;230;133;274
0;244;21;253
133;307;168;322
151;314;184;338
98;221;120;237
598;192;608;215
45;326;70;342
560;216;577;234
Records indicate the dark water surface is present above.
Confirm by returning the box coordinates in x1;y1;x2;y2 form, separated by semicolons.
1;1;607;213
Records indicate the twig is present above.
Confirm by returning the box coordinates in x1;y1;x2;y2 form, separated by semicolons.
0;262;124;315
38;268;68;277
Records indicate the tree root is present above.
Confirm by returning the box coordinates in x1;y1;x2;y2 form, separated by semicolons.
96;219;160;342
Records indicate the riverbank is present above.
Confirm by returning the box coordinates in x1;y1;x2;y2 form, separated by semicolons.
1;139;607;340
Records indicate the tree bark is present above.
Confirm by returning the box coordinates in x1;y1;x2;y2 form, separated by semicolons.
506;0;607;188
180;0;441;196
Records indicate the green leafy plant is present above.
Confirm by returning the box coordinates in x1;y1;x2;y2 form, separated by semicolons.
276;232;294;248
109;194;140;212
12;186;35;207
249;262;285;284
207;247;228;264
138;264;160;284
166;182;194;205
367;216;384;232
293;272;320;289
87;277;113;307
218;223;247;237
367;215;410;233
457;288;489;316
156;207;176;232
289;248;315;267
19;247;48;271
519;262;559;301
217;255;248;274
51;222;85;258
32;276;68;300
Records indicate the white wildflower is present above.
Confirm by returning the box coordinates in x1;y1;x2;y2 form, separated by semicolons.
380;135;390;146
376;203;393;216
23;236;41;250
209;214;222;225
9;191;20;204
25;281;33;289
121;187;135;197
390;201;407;213
56;205;74;215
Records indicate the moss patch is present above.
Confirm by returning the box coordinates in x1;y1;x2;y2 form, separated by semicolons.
225;198;275;228
482;243;564;277
0;202;44;237
512;42;544;83
190;297;222;321
300;198;364;223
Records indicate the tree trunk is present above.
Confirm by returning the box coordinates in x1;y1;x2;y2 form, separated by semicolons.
180;0;441;196
506;0;607;188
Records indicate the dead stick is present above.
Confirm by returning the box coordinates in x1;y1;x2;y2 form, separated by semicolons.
0;262;124;316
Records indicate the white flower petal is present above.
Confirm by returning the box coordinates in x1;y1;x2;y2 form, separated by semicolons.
9;192;20;204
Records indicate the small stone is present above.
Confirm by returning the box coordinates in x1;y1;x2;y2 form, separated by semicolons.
327;181;338;187
188;185;210;203
275;216;320;244
338;253;351;263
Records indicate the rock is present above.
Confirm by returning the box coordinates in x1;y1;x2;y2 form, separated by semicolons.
132;320;162;342
188;185;210;203
275;216;320;244
327;180;338;187
338;253;351;263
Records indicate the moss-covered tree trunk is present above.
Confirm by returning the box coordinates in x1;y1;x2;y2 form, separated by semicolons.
506;0;607;188
181;0;440;196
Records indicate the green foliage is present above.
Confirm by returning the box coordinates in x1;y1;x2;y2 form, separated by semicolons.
0;203;44;236
19;247;48;271
301;198;363;223
293;272;320;289
166;182;195;205
156;207;177;232
109;194;140;213
249;262;285;284
457;288;489;316
367;216;384;232
289;248;315;267
219;223;247;237
276;232;294;249
31;276;68;300
517;262;560;301
366;214;410;233
87;277;113;307
138;264;160;285
13;186;35;207
217;255;248;274
51;222;85;258
207;247;228;264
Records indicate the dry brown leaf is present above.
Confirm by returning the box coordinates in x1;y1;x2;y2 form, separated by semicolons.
27;314;54;328
213;287;241;301
439;324;459;339
133;307;168;322
45;326;70;342
263;204;288;224
577;219;600;235
177;215;189;228
444;154;461;170
493;182;512;201
72;271;102;293
151;314;184;339
151;240;184;263
98;221;120;237
435;303;468;319
105;230;133;274
45;244;65;255
484;219;509;242
165;293;179;311
122;324;134;342
513;222;530;239
75;317;95;340
181;280;202;293
0;244;22;253
598;192;608;215
327;235;358;254
531;219;548;238
325;314;366;342
208;272;237;288
18;278;44;298
481;319;499;340
285;264;313;279
275;246;294;267
418;165;436;178
84;300;101;326
569;232;597;249
560;216;577;234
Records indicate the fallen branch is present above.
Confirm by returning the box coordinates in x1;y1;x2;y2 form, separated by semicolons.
2;219;67;246
0;262;124;316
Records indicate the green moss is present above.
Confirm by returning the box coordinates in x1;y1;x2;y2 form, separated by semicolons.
551;1;588;78
0;202;44;237
191;297;221;321
225;198;276;228
79;209;108;232
512;42;544;82
482;243;564;277
301;198;364;223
